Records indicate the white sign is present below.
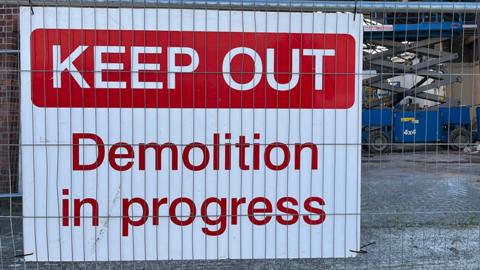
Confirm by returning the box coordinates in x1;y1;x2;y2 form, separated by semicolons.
21;7;362;261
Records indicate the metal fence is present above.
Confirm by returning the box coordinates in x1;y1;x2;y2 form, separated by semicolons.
1;0;480;269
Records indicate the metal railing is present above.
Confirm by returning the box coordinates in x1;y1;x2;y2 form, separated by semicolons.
1;1;479;12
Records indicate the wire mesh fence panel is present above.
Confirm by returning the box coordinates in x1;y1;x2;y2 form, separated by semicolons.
0;1;479;269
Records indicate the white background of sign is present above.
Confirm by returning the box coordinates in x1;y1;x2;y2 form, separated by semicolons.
21;7;362;261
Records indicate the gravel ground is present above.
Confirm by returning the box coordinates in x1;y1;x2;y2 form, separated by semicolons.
2;150;480;269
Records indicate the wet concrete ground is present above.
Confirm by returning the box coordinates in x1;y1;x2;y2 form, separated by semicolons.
2;150;480;269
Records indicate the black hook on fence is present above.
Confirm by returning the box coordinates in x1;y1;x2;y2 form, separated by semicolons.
14;252;34;258
29;0;34;15
353;0;358;20
349;241;376;254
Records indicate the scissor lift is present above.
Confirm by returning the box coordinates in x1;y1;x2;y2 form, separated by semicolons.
362;11;479;153
363;37;461;108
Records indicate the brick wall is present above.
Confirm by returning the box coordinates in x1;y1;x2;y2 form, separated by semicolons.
0;5;19;193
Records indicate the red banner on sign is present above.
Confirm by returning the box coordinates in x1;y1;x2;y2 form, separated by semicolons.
31;29;356;108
